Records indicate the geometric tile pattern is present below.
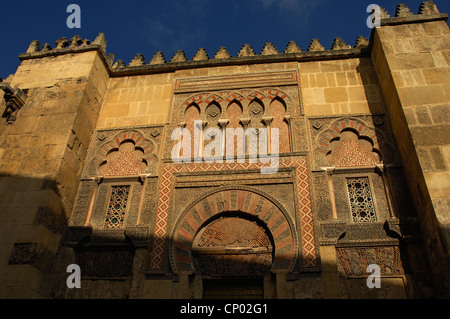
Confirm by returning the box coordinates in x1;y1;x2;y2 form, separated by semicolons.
326;130;380;167
149;157;318;272
99;142;147;176
316;118;384;157
347;177;377;223
103;185;130;228
94;130;156;175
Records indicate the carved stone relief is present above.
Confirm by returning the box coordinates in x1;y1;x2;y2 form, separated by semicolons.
309;116;397;170
84;127;162;178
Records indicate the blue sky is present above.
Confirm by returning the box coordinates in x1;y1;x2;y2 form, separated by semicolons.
1;0;449;79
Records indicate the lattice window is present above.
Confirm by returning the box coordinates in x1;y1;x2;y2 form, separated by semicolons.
346;177;376;223
104;186;130;228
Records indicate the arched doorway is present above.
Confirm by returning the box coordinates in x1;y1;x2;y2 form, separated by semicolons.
192;214;273;277
192;214;273;298
169;187;298;298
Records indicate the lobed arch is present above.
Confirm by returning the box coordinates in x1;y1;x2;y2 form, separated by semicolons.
91;129;157;176
169;186;298;275
315;118;391;167
177;89;293;124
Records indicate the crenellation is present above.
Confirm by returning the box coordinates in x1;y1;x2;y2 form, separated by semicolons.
129;53;146;66
69;35;83;48
41;43;52;52
395;4;414;18
16;2;447;71
106;53;115;66
170;50;188;63
80;39;91;48
149;51;166;65
92;32;107;52
192;48;209;61
237;43;256;57
214;46;232;59
112;59;126;69
26;40;40;54
260;42;279;55
307;39;326;52
378;6;392;19
354;36;369;49
55;37;69;49
419;1;440;15
331;37;351;51
284;40;302;53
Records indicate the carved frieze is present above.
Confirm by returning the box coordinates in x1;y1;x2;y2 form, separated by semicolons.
174;70;298;93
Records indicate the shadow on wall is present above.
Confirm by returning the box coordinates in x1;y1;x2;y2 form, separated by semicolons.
357;59;439;298
0;174;69;298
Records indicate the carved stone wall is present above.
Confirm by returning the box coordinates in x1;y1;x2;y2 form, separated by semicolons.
3;2;445;298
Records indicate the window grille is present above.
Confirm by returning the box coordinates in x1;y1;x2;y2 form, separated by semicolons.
347;177;376;223
104;186;130;228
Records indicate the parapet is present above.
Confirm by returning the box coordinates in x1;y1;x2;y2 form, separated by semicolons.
19;33;111;62
17;1;447;75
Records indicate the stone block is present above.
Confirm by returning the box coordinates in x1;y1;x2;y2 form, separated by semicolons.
430;147;447;170
422;68;450;85
311;73;325;88
415;107;433;125
335;72;348;86
422;21;450;36
320;61;342;72
424;171;450;198
324;87;348;103
410;124;450;146
398;86;447;106
347;86;367;102
429;105;449;124
302;88;325;105
326;73;337;87
404;108;417;125
0;224;61;253
388;53;436;71
299;62;321;73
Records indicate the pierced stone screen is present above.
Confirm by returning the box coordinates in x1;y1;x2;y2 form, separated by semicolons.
347;177;376;223
104;186;130;228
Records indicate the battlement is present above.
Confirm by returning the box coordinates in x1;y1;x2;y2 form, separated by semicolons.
18;1;448;75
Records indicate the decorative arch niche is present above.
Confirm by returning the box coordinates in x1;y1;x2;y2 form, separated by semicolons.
315;118;391;168
269;97;290;153
192;214;274;277
92;130;157;177
169;187;298;275
326;129;381;167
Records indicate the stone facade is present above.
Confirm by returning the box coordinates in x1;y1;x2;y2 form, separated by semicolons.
0;1;449;299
